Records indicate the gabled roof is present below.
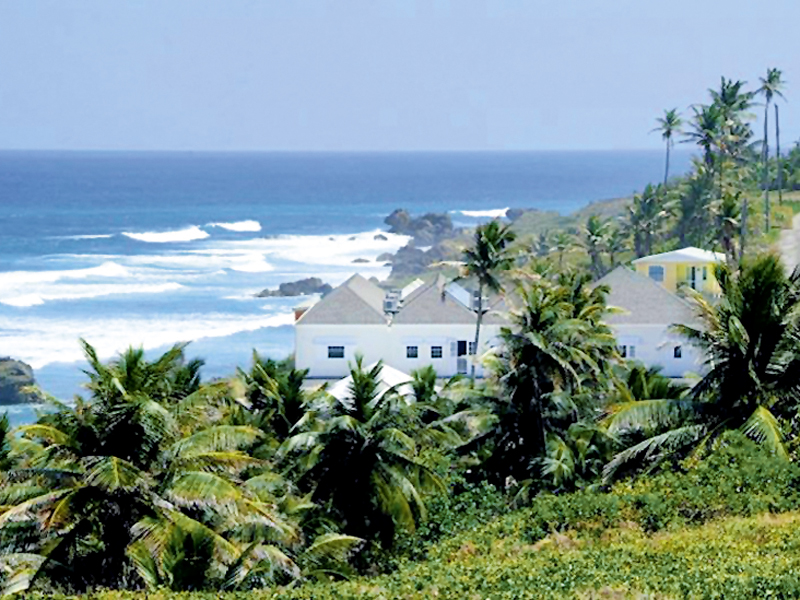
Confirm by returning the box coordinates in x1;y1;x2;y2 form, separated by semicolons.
296;274;387;325
392;275;508;325
595;266;699;326
393;275;479;324
632;246;726;265
327;362;418;401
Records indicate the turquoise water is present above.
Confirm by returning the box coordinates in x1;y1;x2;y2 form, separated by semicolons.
0;150;691;424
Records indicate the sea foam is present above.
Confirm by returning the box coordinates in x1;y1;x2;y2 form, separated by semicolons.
122;226;210;243
1;311;295;370
63;234;115;240
0;262;129;288
207;220;262;232
456;208;509;218
214;229;410;270
0;282;183;308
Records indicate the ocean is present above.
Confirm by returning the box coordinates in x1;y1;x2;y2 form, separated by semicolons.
0;150;691;426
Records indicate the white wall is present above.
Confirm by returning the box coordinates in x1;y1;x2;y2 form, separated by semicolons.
612;323;705;378
295;322;503;378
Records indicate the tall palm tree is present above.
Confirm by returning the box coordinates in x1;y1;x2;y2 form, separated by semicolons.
652;108;683;186
683;104;723;167
709;77;754;120
603;254;800;480
455;220;517;379
758;68;786;230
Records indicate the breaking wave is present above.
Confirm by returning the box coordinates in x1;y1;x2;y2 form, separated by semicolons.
122;226;210;243
455;208;509;218
207;220;262;232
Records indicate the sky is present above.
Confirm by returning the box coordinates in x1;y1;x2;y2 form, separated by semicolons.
1;0;799;152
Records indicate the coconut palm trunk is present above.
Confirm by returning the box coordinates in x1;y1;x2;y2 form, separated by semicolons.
664;139;671;187
471;282;483;380
763;100;771;232
776;103;783;204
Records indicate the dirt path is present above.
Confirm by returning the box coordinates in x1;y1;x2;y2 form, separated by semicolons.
778;213;800;272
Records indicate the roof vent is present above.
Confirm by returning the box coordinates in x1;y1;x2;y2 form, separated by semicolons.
383;291;402;314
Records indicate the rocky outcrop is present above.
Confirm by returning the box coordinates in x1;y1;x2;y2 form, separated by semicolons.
384;209;454;245
388;243;450;279
256;277;333;298
0;358;40;405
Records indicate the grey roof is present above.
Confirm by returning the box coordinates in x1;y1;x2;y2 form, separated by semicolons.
393;275;508;325
296;274;387;325
298;273;509;326
595;266;699;326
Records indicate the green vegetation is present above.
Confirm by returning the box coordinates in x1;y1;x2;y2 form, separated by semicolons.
3;68;800;597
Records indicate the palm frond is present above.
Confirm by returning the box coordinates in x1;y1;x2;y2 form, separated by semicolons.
741;405;788;459
603;424;706;483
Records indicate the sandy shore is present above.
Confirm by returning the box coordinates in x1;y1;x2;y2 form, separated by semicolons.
778;212;800;272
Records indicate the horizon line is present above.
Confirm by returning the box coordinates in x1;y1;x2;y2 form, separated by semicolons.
0;147;692;154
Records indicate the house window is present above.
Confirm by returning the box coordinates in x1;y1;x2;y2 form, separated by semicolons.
648;265;665;282
619;345;627;358
468;341;477;355
673;346;682;359
702;266;708;281
327;346;344;359
431;346;443;359
406;345;419;359
629;345;636;358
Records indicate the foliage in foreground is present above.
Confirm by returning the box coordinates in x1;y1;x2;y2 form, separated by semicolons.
31;433;800;599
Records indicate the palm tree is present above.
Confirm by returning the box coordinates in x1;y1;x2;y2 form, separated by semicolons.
758;68;786;230
0;342;354;594
652;108;683;186
683;104;723;167
476;272;617;486
455;220;517;380
531;230;550;258
709;77;754;120
603;254;800;480
580;215;610;278
627;184;670;257
674;167;715;247
549;230;574;268
237;351;314;448
281;357;446;547
605;223;629;268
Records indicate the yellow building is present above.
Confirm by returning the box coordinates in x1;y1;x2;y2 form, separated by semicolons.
631;247;726;295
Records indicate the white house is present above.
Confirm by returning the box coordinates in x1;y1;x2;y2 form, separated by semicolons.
326;362;424;402
294;274;506;379
596;266;705;378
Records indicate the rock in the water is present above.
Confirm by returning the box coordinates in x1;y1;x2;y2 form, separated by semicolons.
376;252;394;262
0;358;40;405
374;234;388;241
384;209;454;245
351;258;370;264
388;243;449;279
256;277;333;298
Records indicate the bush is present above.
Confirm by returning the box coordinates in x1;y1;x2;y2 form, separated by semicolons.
30;434;800;599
